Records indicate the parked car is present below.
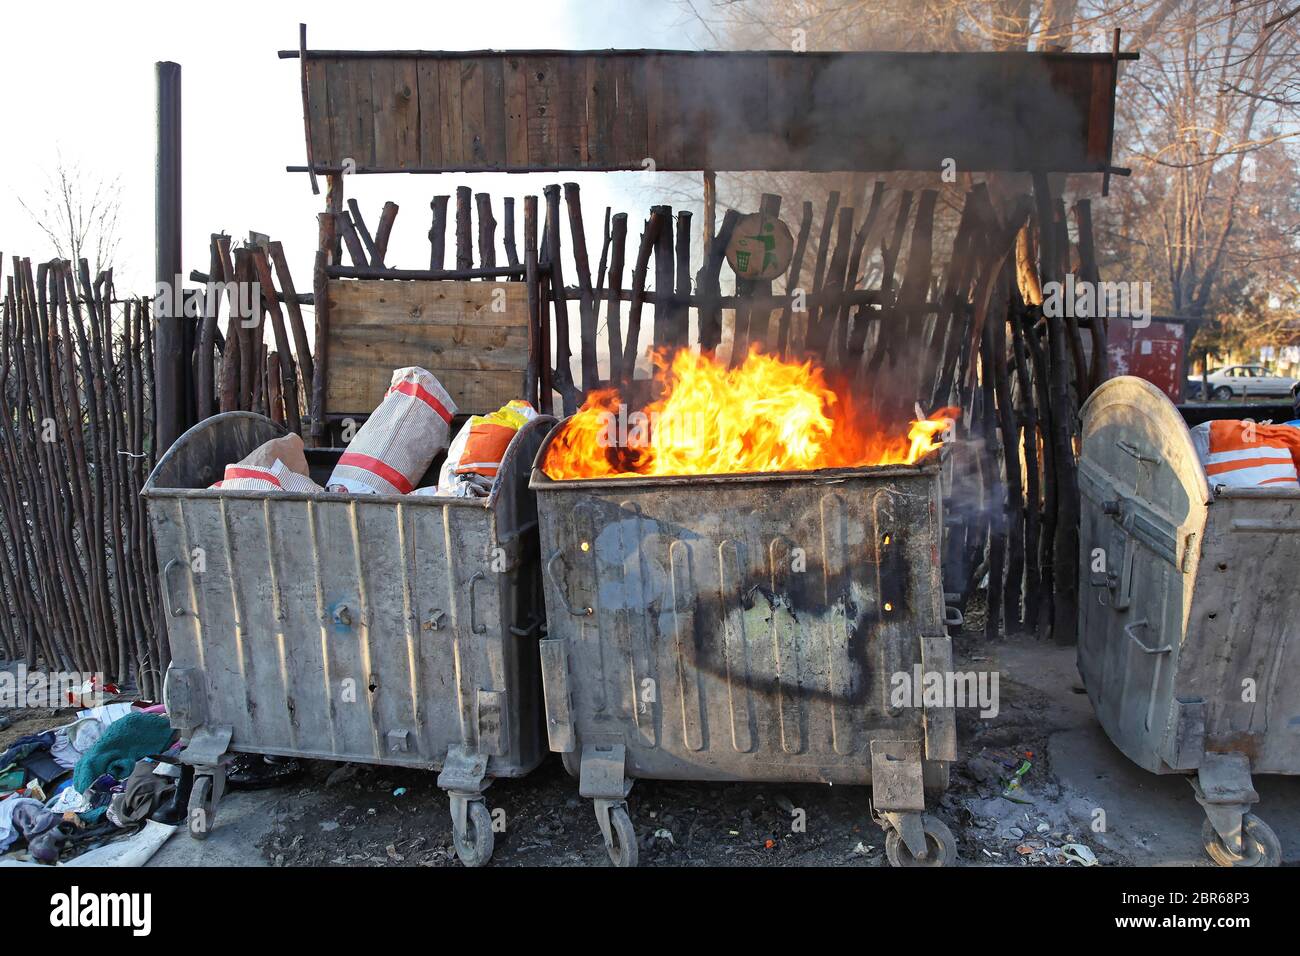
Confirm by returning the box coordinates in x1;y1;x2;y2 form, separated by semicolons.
1186;365;1298;401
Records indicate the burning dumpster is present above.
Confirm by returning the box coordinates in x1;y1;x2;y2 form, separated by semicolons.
531;348;960;867
1079;375;1300;867
144;410;556;866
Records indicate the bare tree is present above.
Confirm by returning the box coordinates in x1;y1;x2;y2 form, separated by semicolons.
16;153;123;276
1102;3;1300;320
686;1;1300;342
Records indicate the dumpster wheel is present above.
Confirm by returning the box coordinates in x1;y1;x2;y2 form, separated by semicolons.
452;799;495;868
1203;814;1281;868
603;804;638;868
885;815;956;867
187;775;216;841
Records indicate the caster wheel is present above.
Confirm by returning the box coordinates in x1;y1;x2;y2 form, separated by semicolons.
453;800;495;867
1203;814;1281;867
605;805;638;868
885;815;957;867
187;775;215;841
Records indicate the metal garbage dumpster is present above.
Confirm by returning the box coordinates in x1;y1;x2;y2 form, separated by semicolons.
1079;375;1300;867
144;410;556;866
531;443;957;867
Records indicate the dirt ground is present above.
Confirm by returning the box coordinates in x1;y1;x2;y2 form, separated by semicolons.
244;620;1133;868
249;644;1118;868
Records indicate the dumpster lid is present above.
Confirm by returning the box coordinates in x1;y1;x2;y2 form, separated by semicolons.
145;412;291;493
1080;375;1211;514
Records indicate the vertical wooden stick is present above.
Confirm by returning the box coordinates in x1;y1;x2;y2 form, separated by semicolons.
606;212;628;383
373;201;399;267
651;204;674;351
780;201;814;360
696;208;740;358
503;196;520;270
544;184;576;413
623;210;666;378
564;183;598;392
456;185;473;271
476;192;497;274
429;195;450;270
524;195;542;410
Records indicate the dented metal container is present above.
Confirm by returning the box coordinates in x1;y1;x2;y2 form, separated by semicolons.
531;440;957;866
144;410;556;866
1079;376;1300;867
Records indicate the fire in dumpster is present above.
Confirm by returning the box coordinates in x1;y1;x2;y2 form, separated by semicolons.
541;346;957;480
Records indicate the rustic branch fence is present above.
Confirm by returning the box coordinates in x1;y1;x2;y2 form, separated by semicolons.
0;256;165;697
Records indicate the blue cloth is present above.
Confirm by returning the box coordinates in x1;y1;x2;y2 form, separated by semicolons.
0;731;56;772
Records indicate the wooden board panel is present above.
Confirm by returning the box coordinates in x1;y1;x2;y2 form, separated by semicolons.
481;57;507;167
349;58;376;169
369;58;399;168
1087;60;1115;161
325;279;530;415
306;59;333;165
504;56;529;166
299;50;1125;173
586;57;616;166
392;59;419;169
460;58;486;165
612;54;648;168
416;60;442;167
438;59;464;166
726;54;772;168
525;56;559;166
324;57;354;167
555;57;587;167
765;54;813;166
644;54;664;169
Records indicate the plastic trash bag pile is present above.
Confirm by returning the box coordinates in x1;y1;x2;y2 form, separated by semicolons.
1190;419;1300;489
208;366;537;499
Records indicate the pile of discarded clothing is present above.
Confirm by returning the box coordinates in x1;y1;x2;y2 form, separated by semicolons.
0;701;182;865
210;366;537;500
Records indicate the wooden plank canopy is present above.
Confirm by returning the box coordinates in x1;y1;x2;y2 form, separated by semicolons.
282;48;1135;175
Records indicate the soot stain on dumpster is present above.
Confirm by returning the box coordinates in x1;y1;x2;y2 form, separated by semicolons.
676;553;900;708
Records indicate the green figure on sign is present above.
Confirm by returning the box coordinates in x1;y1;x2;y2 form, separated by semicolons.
746;220;779;273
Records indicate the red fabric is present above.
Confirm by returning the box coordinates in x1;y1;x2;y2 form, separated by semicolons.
223;467;282;488
336;452;415;495
388;380;453;424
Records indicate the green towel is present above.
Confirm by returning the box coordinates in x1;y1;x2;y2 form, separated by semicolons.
72;712;175;793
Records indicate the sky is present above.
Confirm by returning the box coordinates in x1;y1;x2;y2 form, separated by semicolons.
0;0;708;295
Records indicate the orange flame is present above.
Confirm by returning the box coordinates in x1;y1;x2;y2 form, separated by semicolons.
541;346;957;480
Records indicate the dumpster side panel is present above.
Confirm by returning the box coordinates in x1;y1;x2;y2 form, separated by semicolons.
264;499;335;754
354;501;422;758
1179;493;1300;776
309;500;386;760
537;469;940;785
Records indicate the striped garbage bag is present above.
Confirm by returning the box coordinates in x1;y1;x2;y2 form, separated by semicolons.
327;367;457;495
1190;419;1300;488
417;399;537;498
211;433;322;492
214;458;323;493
